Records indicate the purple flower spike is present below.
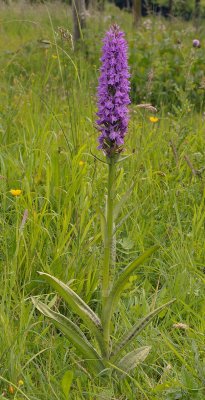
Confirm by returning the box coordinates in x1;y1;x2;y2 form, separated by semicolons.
96;25;130;156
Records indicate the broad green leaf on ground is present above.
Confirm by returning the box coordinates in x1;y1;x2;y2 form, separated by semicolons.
116;346;151;374
32;298;105;375
38;272;106;355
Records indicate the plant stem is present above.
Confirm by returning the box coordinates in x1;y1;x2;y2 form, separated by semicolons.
102;156;116;356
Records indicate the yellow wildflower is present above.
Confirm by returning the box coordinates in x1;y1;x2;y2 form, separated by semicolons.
52;54;58;59
18;380;24;386
10;189;22;196
8;386;14;394
79;160;85;167
149;116;159;123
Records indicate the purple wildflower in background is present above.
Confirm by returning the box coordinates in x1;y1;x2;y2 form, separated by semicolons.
193;39;201;48
96;25;130;156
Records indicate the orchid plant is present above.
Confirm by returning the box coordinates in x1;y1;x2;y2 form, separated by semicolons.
33;25;174;376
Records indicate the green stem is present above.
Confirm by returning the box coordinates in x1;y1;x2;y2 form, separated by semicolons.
102;157;116;356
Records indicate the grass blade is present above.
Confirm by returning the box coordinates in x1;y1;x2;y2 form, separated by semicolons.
61;370;73;399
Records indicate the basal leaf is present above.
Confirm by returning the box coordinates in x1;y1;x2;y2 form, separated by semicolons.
32;298;105;375
117;346;151;374
38;272;106;355
112;299;175;358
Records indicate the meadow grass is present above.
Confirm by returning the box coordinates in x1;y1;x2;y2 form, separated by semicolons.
0;2;205;399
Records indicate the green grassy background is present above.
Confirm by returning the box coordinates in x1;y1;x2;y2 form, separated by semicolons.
0;2;205;399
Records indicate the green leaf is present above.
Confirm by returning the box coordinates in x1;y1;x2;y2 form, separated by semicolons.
120;237;134;250
104;246;159;322
38;272;101;326
114;207;137;234
112;299;175;358
38;272;106;355
32;298;105;375
61;370;73;399
112;245;159;301
117;346;151;374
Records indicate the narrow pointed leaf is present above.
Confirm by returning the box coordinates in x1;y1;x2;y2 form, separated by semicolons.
38;272;101;326
32;298;105;375
104;246;159;324
114;207;136;234
112;245;159;302
112;299;175;358
38;272;105;354
116;154;133;163
117;346;151;374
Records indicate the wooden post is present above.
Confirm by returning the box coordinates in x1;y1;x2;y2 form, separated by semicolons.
133;0;141;26
195;0;200;18
168;0;173;16
72;0;86;45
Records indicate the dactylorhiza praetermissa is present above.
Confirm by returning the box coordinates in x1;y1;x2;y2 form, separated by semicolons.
33;25;175;378
96;25;130;156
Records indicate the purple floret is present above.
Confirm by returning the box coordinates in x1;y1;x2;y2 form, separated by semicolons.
193;39;201;48
96;25;130;156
